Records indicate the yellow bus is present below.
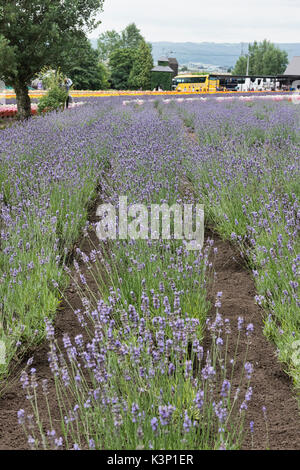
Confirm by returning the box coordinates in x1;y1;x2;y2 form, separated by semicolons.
172;74;220;93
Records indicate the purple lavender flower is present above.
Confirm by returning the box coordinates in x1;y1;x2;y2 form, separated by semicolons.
237;316;244;331
244;362;254;380
184;360;192;378
194;390;204;409
246;323;254;336
183;410;192;433
28;436;36;450
17;409;25;425
20;371;29;389
131;403;140;423
158;405;176;426
151;417;158;432
220;379;231;398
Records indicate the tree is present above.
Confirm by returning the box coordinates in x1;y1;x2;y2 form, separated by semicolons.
128;40;153;90
97;30;122;62
109;48;135;90
121;23;144;49
0;0;104;119
99;23;152;91
233;56;248;75
233;40;288;76
97;23;144;63
65;36;109;90
96;62;111;90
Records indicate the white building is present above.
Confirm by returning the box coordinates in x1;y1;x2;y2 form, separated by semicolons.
284;56;300;89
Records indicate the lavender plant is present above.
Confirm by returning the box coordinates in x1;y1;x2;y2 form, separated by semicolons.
0;99;141;376
3;94;294;448
19;294;254;450
15;98;256;449
171;98;300;390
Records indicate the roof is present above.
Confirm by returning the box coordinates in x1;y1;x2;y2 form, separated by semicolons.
158;56;169;62
168;57;178;64
151;65;174;73
284;56;300;75
174;74;209;78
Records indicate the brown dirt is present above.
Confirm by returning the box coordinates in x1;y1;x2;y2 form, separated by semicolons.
0;220;299;449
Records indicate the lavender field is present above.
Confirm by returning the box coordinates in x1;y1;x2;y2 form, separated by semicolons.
0;95;299;450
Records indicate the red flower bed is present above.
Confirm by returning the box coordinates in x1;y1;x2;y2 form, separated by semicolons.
0;104;38;118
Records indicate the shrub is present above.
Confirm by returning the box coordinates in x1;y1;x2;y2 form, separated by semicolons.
37;85;67;114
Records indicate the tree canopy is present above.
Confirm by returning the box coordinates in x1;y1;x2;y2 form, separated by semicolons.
64;36;109;90
0;0;104;118
99;23;153;90
97;23;144;62
121;23;144;50
128;40;153;90
233;40;288;76
109;48;135;90
97;30;122;62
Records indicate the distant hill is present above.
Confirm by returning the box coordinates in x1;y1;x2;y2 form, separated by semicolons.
150;42;300;67
90;39;300;68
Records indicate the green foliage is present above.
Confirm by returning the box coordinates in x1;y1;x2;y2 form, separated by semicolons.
97;62;111;89
151;71;173;91
97;30;122;62
233;56;247;75
38;67;65;90
0;35;17;81
65;36;109;90
98;23;152;90
97;23;144;63
233;40;288;75
37;85;67;113
0;0;104;117
121;23;144;49
128;40;153;90
109;48;136;90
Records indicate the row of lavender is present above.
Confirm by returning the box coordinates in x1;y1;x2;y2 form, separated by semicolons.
0;99;130;374
169;98;300;389
18;101;254;449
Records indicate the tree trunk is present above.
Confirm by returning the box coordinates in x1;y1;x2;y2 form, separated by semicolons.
14;81;31;120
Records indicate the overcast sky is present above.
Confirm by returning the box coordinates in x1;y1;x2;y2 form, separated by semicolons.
89;0;300;43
